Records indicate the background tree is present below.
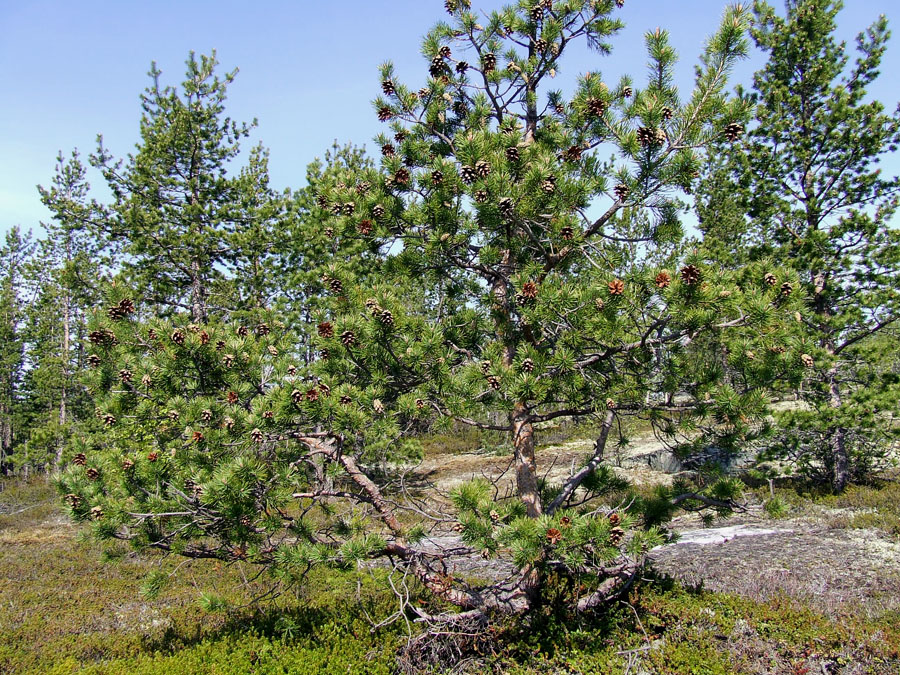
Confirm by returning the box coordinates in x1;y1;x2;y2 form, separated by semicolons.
697;0;900;491
0;228;32;474
90;51;278;323
16;152;110;470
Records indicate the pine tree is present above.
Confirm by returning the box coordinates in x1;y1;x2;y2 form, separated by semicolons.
697;0;900;491
0;228;33;474
90;52;275;323
22;152;110;468
58;1;806;628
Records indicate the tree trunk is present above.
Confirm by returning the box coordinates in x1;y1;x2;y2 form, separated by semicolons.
56;291;70;467
190;257;207;324
512;403;542;517
829;372;849;492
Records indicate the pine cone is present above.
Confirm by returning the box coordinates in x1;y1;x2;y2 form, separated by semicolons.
770;345;787;354
328;277;344;294
545;528;562;544
372;204;386;219
764;272;778;287
201;409;213;422
439;45;451;58
535;38;548;52
291;389;303;404
609;526;625;545
141;373;152;388
373;399;385;414
613;183;630;201
417;87;430;100
223;417;235;431
287;365;297;376
541;175;557;193
170;329;187;346
474;189;488;203
250;428;264;443
780;282;793;297
608;512;621;526
381;142;395;157
661;106;674;120
103;414;116;427
378;310;395;327
148;329;159;341
723;122;744;142
801;353;815;368
594;297;605;311
655;271;671;289
563;145;583;162
167;409;180;421
90;505;104;520
318;321;335;338
119;369;132;383
415;398;426;409
561;225;575;240
199;330;210;345
394;168;411;185
431;170;444;186
521;358;535;373
637;126;666;148
474;160;491;179
608;279;625;296
73;452;87;466
505;146;520;163
530;4;544;21
487;375;502;391
89;329;117;346
320;349;330;361
223;353;236;368
256;323;271;336
482;53;496;73
377;106;393;122
499;197;515;218
227;391;239;404
192;431;204;443
622;85;633;97
555;102;566;115
460;165;477;183
606;397;617;409
340;330;357;347
480;360;492;375
455;61;469;74
339;394;353;405
65;493;82;508
358;219;373;235
381;79;395;96
521;281;539;300
86;467;101;480
237;325;249;337
318;382;331;397
356;181;371;195
680;264;702;285
587;97;607;117
87;354;101;368
429;56;446;78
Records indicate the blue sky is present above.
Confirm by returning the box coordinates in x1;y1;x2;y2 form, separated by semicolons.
1;0;898;238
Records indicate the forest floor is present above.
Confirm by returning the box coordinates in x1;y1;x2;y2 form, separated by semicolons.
2;433;899;674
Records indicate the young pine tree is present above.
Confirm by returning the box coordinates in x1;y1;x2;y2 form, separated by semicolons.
697;0;900;491
91;52;279;323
